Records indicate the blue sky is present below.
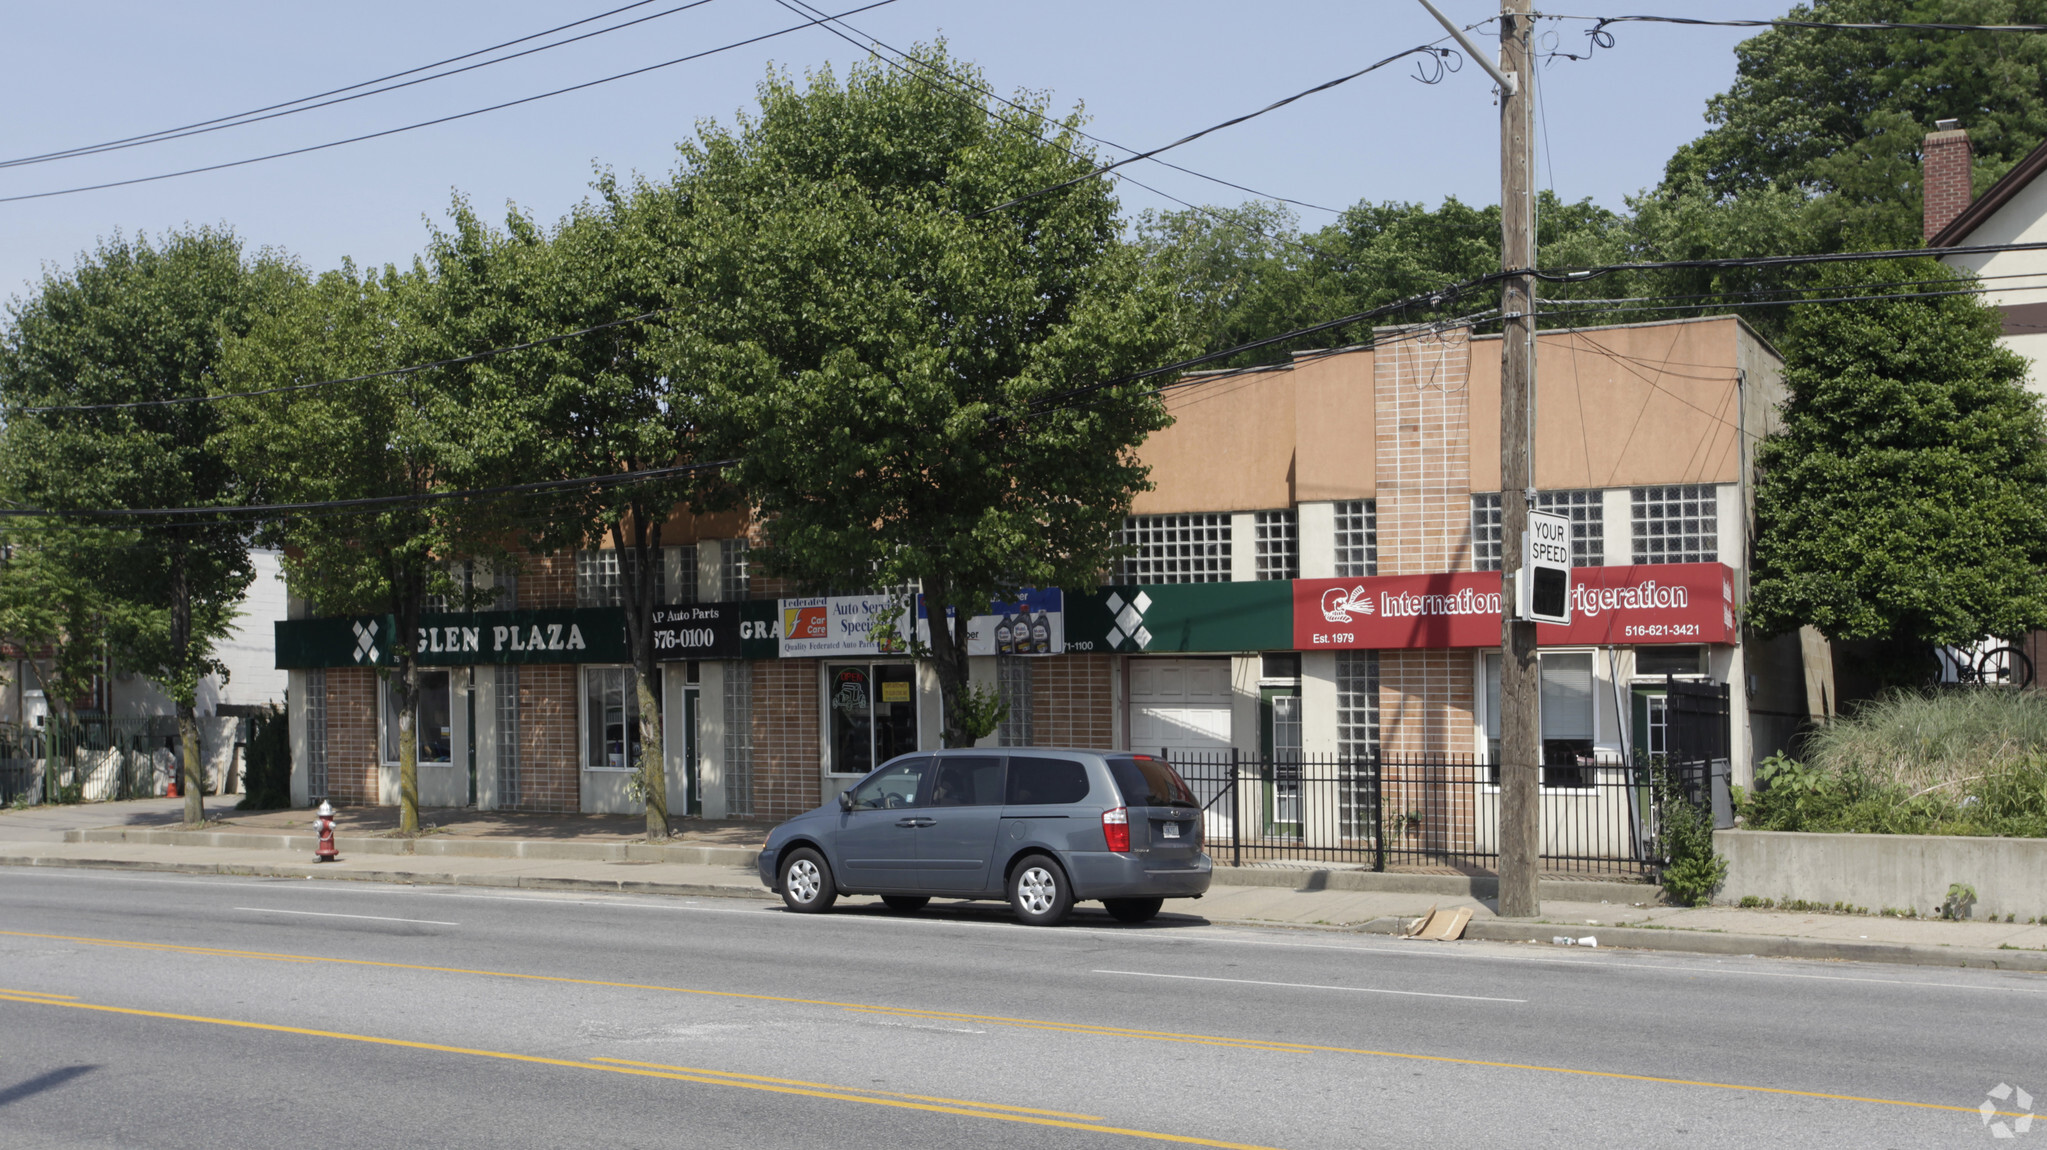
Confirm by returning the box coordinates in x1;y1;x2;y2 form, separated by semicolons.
0;1;1762;299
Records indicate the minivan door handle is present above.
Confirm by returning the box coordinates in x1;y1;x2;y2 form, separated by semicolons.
895;817;933;828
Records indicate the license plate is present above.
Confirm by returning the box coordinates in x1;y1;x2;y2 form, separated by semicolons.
1161;822;1181;839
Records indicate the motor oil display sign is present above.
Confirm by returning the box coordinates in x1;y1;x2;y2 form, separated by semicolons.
1293;562;1736;650
914;588;1065;656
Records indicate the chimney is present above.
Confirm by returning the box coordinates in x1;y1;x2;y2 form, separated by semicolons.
1924;119;1972;241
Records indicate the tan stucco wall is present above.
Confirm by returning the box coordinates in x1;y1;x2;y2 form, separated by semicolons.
1470;315;1751;492
1132;367;1298;514
1133;316;1777;514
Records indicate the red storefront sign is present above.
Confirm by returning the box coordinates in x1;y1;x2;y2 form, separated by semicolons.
1292;563;1736;650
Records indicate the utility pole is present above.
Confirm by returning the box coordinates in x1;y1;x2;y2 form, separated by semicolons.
1494;0;1540;919
1417;0;1540;916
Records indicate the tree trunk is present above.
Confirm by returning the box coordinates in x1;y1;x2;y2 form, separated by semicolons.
179;703;203;825
397;657;420;835
172;543;203;826
636;667;668;838
924;574;973;747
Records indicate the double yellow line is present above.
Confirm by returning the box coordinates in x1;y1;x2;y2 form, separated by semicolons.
0;985;1275;1149
0;928;2024;1121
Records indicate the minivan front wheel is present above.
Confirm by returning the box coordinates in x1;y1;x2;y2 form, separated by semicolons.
780;847;838;914
1008;855;1074;926
1104;897;1164;924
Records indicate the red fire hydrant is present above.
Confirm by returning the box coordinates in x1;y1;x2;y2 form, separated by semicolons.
313;801;339;863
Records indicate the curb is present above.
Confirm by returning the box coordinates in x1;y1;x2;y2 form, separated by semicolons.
1209;865;1657;905
68;827;762;868
1;852;776;901
1354;915;2047;972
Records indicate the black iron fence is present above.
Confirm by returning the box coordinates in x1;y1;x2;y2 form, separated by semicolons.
0;721;180;806
1161;749;1725;878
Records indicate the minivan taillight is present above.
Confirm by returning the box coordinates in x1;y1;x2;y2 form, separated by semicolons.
1102;806;1130;853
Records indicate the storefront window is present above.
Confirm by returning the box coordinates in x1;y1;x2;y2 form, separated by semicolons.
585;666;643;770
1484;652;1596;787
827;663;918;776
382;671;453;765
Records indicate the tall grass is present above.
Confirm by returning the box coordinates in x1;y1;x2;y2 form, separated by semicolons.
1746;690;2047;837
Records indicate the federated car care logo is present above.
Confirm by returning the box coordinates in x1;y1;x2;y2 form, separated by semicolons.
1983;1083;2035;1138
1104;591;1153;651
351;619;380;665
1321;586;1376;624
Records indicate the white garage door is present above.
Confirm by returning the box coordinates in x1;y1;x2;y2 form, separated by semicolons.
1128;658;1233;755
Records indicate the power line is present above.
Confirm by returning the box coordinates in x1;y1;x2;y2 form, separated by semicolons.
0;0;724;172
0;0;902;205
973;38;1460;218
1556;14;2047;33
774;0;1344;216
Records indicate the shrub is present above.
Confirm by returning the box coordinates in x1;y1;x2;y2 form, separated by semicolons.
1658;768;1727;906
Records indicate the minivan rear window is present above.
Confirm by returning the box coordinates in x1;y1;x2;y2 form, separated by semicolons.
1107;756;1199;808
1004;756;1091;805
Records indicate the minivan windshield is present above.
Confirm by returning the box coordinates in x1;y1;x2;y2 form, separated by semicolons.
1107;756;1199;808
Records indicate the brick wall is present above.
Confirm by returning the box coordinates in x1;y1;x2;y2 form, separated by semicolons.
1923;127;1973;240
519;552;575;609
1373;326;1473;575
515;664;580;811
1376;649;1480;857
751;658;819;821
324;667;380;805
1031;655;1115;748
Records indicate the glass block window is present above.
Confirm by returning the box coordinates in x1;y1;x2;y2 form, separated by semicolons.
497;666;519;809
1333;499;1376;578
996;656;1035;747
1336;651;1379;839
306;668;327;801
1472;491;1604;571
1120;514;1231;583
1335;651;1380;759
1254;510;1298;581
1471;494;1504;572
722;538;750;601
1632;485;1717;564
577;549;667;608
723;666;753;817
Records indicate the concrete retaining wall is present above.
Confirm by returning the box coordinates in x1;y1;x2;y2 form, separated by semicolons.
1716;829;2047;920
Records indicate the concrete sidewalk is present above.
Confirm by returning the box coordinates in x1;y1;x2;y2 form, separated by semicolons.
6;798;2047;972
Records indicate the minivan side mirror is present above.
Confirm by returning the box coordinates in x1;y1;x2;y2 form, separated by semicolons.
837;790;853;812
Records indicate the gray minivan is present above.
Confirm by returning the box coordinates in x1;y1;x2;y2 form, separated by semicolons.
757;748;1212;925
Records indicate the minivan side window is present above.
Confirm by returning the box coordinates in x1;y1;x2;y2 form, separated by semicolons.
846;758;930;810
929;756;1003;807
1004;756;1091;805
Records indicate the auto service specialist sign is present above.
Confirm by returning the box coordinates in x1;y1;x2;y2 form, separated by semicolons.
1293;562;1736;649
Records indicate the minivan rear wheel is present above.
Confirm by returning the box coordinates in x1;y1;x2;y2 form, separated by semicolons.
1008;855;1074;926
779;847;838;914
880;895;930;913
1104;897;1164;924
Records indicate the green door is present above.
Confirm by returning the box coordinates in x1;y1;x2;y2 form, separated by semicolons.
1260;685;1302;839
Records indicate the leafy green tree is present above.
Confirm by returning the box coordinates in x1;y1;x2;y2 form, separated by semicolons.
672;51;1185;744
1138;193;1632;366
1747;259;2047;682
0;228;292;823
1658;0;2047;247
445;181;727;838
218;257;513;832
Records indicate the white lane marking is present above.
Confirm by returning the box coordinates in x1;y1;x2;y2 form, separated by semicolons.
1092;968;1526;1003
234;907;457;926
20;869;2047;997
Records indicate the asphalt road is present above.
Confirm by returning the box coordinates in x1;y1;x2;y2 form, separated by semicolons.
1;868;2041;1149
